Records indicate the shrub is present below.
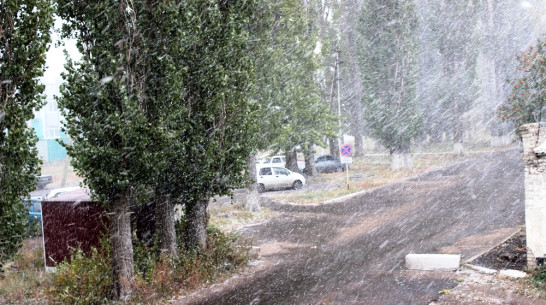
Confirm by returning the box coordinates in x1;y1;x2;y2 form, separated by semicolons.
530;265;546;290
46;220;253;304
131;221;254;303
46;240;112;305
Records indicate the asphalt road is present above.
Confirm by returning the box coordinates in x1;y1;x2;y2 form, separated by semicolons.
181;147;525;305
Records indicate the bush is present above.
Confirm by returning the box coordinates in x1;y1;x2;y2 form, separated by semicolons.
530;265;546;290
26;216;42;238
131;221;253;303
46;241;112;305
46;221;253;304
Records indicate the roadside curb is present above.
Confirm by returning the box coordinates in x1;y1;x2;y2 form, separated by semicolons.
464;227;524;264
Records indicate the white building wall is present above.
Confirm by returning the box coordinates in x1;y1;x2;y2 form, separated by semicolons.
520;123;546;269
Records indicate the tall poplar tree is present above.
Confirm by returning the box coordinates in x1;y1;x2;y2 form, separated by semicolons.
57;3;258;296
0;0;53;270
357;0;421;169
253;0;336;174
57;0;155;298
425;0;482;155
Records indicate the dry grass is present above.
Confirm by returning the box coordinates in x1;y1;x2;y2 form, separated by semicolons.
269;153;480;204
0;238;49;304
209;203;279;232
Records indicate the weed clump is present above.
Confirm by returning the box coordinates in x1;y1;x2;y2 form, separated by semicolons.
46;240;112;305
131;221;253;302
46;220;253;304
530;265;546;290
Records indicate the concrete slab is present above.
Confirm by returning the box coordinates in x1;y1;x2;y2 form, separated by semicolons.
499;269;528;278
466;264;497;275
405;254;461;271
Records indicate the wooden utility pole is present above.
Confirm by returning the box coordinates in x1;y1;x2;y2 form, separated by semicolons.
329;49;341;158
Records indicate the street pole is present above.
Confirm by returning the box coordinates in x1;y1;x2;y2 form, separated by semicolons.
337;49;342;151
346;163;349;190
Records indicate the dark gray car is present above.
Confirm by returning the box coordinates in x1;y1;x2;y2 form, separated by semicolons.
315;155;345;173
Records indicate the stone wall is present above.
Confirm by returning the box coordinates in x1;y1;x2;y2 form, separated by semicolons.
520;123;546;269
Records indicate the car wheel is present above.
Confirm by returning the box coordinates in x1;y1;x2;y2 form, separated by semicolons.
257;184;265;193
292;180;303;190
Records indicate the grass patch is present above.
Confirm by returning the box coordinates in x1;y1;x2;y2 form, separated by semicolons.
530;266;546;290
0;238;48;304
1;222;254;304
209;202;278;232
270;152;482;204
130;223;254;304
42;220;253;305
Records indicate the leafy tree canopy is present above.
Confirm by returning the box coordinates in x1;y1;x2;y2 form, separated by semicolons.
357;0;422;152
251;0;336;156
498;39;546;129
0;0;53;269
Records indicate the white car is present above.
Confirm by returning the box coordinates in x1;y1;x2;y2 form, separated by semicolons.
257;166;305;193
258;155;306;172
259;155;286;167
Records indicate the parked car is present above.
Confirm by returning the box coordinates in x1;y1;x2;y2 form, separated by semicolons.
315;155;345;173
258;155;306;172
257;166;305;193
35;175;53;189
259;155;286;167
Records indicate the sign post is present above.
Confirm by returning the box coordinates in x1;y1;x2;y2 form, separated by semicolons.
340;144;353;189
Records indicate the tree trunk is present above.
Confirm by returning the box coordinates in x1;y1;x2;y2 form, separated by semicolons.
453;105;465;156
390;145;412;170
110;196;134;300
354;133;364;157
184;199;209;251
155;192;177;257
303;144;316;176
245;154;260;212
284;149;299;172
329;138;340;158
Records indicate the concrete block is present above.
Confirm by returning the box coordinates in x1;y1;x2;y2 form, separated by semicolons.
405;254;461;271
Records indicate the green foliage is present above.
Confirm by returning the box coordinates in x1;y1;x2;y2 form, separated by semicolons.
530;265;546;290
357;0;422;152
164;0;260;202
57;0;259;228
132;230;159;281
47;241;112;305
128;220;253;303
56;0;157;206
251;0;337;155
26;216;42;238
174;222;252;282
0;0;53;270
498;39;546;129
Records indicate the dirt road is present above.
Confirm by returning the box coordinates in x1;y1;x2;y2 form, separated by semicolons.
178;148;525;304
